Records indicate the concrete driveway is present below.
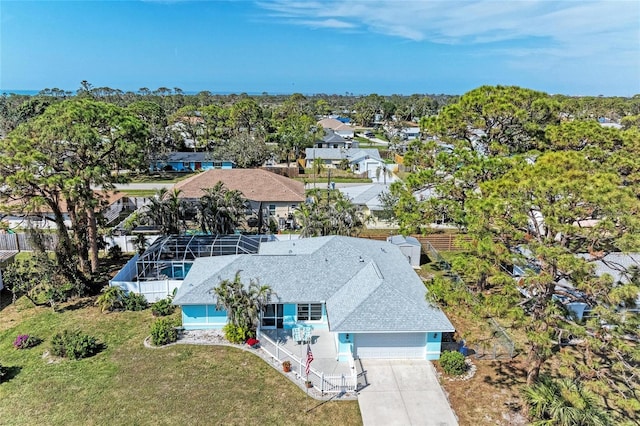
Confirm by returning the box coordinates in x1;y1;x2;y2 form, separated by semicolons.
358;360;458;426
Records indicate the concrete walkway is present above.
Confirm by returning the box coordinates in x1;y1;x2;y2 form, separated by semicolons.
358;360;458;426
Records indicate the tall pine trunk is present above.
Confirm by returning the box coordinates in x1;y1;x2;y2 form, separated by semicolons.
86;206;100;273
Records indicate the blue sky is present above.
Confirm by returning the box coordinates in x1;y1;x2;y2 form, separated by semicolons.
1;0;638;96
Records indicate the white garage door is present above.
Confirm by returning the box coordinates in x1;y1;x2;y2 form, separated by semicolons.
355;333;426;359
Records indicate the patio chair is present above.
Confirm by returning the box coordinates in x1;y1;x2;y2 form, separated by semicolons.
302;325;312;343
292;326;303;344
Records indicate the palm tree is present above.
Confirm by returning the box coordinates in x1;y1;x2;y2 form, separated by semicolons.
95;286;125;312
213;271;273;342
375;164;392;183
312;157;325;187
197;181;248;234
144;188;185;235
522;376;612;426
294;190;368;237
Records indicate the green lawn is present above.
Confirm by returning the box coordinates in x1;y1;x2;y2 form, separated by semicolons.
116;189;158;197
128;172;195;183
0;298;361;425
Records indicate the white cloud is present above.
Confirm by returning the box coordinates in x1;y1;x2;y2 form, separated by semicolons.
298;18;356;29
256;0;640;59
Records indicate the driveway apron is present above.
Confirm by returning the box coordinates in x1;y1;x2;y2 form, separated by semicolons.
358;360;458;426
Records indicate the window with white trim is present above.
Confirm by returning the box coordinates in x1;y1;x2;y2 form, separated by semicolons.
297;303;322;321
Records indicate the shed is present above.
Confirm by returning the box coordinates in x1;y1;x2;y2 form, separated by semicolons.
387;235;422;267
0;250;19;291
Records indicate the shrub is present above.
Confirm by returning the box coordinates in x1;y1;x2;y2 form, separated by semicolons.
439;350;467;376
222;323;251;344
151;297;175;317
50;330;100;360
13;334;42;349
123;292;148;311
108;245;123;260
95;286;125;312
150;318;178;346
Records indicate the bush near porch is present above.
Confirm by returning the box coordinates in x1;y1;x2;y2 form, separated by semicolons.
0;296;361;425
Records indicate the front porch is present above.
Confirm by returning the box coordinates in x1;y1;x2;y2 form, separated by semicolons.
259;327;353;375
257;327;359;394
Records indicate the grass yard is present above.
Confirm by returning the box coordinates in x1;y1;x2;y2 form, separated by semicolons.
116;189;159;197
0;297;361;426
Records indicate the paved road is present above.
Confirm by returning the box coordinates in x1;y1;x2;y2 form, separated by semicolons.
358;360;458;426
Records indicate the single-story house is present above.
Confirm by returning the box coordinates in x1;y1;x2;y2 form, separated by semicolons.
172;236;455;361
304;148;385;178
317;118;355;139
401;126;421;141
172;169;305;231
151;152;235;172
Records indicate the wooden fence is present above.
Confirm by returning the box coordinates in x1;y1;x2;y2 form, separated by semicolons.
0;233;58;252
1;231;469;253
362;233;469;252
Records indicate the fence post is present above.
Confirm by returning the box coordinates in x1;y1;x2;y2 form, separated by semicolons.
321;372;324;393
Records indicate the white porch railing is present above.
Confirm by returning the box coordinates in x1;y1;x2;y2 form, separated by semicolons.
257;330;358;394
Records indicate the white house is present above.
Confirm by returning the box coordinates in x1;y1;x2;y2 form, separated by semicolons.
317;118;355;139
305;148;386;179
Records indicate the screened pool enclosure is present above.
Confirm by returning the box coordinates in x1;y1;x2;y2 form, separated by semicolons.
110;234;275;302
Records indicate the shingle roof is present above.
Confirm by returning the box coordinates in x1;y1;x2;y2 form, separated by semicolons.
164;152;232;163
578;252;640;284
322;130;346;144
339;184;389;211
305;148;382;162
317;118;345;130
172;169;305;202
174;236;455;333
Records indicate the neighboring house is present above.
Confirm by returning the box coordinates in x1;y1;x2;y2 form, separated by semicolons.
314;129;348;149
317;118;355;139
338;183;395;225
170;116;206;149
401;126;421;141
172;169;305;231
304;148;385;178
598;117;623;130
172;236;455;361
575;252;640;314
2;191;140;230
151;152;235;172
512;251;640;320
